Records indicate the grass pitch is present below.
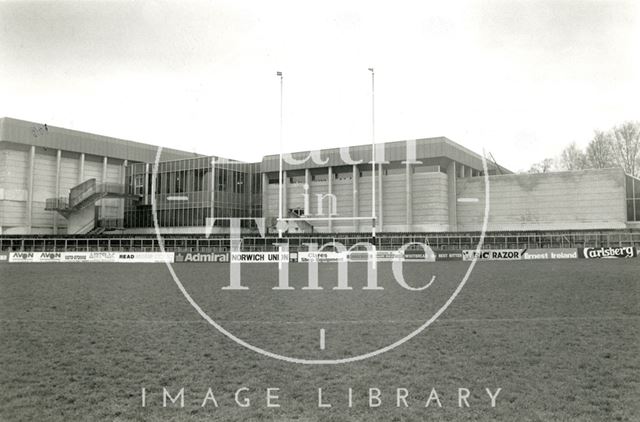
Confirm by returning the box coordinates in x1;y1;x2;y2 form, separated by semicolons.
0;259;638;421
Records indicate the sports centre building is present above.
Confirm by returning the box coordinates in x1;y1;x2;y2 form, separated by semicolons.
1;117;639;237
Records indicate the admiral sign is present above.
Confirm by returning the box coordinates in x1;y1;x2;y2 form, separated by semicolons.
175;252;230;263
578;246;637;259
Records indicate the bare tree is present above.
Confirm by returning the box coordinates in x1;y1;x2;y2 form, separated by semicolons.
612;121;640;177
559;142;588;170
586;130;617;169
529;158;556;173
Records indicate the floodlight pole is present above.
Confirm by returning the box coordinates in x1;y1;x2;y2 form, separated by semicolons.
277;71;284;239
369;67;376;239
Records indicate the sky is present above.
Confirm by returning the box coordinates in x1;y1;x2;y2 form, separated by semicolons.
1;0;638;171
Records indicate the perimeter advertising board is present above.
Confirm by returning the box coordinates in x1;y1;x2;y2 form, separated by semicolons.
347;250;404;262
8;252;174;263
175;252;230;263
230;252;290;263
578;246;637;259
435;250;463;261
403;248;437;262
522;248;578;260
462;249;525;261
297;251;345;263
297;250;407;262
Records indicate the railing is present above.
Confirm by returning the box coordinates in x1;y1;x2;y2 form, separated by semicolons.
44;197;69;211
69;182;127;209
287;210;314;232
97;218;125;230
46;180;132;215
2;230;639;252
69;179;97;208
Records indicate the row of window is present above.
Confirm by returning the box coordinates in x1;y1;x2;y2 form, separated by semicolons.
268;165;444;184
124;205;262;228
130;169;262;195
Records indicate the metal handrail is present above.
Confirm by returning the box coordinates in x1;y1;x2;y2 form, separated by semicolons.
2;231;639;252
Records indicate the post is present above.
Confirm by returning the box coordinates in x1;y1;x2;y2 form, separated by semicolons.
327;166;333;232
101;156;108;222
406;160;412;229
277;71;284;238
78;153;85;184
304;168;310;215
144;163;150;205
54;149;61;234
447;160;458;232
211;157;216;224
352;164;359;232
262;172;269;226
282;170;288;220
120;159;127;228
368;67;376;238
26;146;35;234
378;162;383;231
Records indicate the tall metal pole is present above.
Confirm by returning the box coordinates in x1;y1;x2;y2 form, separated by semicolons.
277;71;284;238
368;67;376;238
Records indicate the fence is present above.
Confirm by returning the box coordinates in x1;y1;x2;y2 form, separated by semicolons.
2;231;639;253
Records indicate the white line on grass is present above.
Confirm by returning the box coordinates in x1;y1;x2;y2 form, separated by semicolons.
320;328;325;350
3;316;638;324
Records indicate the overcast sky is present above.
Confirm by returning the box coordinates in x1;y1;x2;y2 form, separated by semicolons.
1;0;638;171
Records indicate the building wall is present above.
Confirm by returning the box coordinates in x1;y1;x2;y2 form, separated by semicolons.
267;168;451;233
0;142;126;234
456;168;628;231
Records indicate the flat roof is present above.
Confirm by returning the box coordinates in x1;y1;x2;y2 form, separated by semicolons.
261;137;511;173
0;117;201;163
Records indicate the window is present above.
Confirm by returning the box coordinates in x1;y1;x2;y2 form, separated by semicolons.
216;169;226;191
626;175;640;222
134;174;144;195
175;171;185;193
237;172;245;193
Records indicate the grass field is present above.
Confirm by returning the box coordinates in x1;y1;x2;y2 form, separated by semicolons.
0;259;638;421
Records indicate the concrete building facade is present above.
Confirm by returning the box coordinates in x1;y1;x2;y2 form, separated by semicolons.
0;117;638;235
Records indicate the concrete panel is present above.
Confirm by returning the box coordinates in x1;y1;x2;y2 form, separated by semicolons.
0;200;27;226
332;178;354;228
382;173;405;226
31;201;55;227
1;148;29;189
60;156;80;195
412;172;449;231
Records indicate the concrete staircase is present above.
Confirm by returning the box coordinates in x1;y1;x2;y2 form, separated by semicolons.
286;209;314;233
45;179;139;234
